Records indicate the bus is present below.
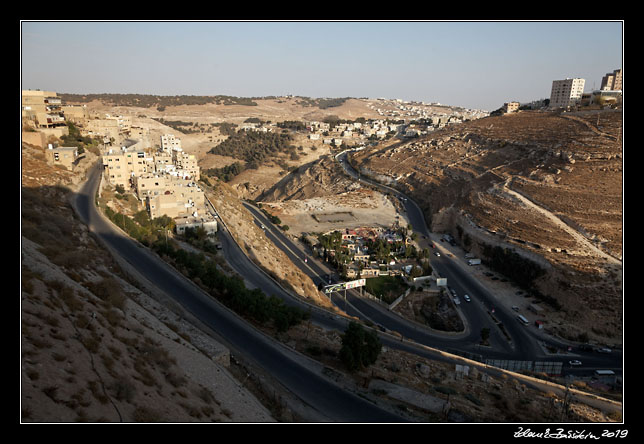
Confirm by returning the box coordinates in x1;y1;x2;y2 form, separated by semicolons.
517;314;529;325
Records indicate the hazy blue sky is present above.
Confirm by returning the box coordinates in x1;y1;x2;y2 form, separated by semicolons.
21;21;623;111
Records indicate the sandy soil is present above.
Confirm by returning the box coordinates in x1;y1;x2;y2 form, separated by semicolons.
261;189;407;236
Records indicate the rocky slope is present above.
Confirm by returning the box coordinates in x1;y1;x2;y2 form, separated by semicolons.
349;109;623;345
21;142;274;422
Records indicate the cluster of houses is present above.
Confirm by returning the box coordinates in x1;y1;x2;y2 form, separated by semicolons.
307;116;470;147
315;226;426;280
367;98;489;121
232;98;490;148
102;134;217;236
21;90;217;236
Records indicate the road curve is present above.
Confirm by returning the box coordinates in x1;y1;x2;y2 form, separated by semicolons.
72;162;407;423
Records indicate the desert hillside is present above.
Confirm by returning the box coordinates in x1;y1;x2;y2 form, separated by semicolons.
21;142;275;422
349;109;623;344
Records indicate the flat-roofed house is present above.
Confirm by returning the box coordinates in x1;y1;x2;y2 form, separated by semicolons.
45;145;78;171
175;213;218;235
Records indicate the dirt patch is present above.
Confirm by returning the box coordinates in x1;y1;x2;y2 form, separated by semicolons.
393;289;464;332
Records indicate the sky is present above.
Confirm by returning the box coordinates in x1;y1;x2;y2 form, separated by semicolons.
21;21;623;111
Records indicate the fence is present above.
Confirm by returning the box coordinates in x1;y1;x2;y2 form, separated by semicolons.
484;359;563;376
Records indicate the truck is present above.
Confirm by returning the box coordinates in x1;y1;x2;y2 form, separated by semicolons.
467;258;481;266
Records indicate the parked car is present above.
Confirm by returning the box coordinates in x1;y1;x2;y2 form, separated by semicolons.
569;360;582;366
434;252;440;257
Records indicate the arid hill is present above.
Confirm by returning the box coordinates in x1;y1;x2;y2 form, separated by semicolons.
259;155;357;202
21;142;275;422
349;109;623;345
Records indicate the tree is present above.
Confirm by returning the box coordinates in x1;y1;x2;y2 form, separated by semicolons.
339;322;382;372
480;327;490;344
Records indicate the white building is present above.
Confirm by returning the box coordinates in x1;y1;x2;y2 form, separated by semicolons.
549;78;585;108
174;212;218;235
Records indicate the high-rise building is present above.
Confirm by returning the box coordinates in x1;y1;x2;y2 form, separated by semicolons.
600;68;622;91
549;78;586;108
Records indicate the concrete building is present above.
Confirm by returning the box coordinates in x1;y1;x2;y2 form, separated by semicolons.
173;151;200;181
60;105;89;123
22;90;60;115
503;101;520;113
145;181;205;219
22;90;68;129
45;145;78;171
174;213;218;235
590;89;622;106
86;118;120;142
549;78;586;108
161;134;182;152
102;147;153;188
601;68;622;91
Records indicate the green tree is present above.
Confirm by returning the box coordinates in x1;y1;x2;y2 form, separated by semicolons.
339;322;382;372
480;327;490;344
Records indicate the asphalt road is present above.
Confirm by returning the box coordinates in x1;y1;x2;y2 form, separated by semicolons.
249;150;622;376
72;163;407;423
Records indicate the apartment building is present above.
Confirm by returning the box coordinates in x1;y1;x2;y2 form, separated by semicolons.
173;151;200;181
102;147;153;188
134;173;203;199
22;90;67;129
22;90;59;115
154;150;174;172
549;78;586;108
145;182;205;219
601;68;622;91
161;134;182;152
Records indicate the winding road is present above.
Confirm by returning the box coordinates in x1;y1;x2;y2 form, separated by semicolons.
72;162;407;422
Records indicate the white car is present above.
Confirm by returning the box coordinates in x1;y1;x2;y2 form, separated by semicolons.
569;360;582;366
463;294;471;302
434;252;441;257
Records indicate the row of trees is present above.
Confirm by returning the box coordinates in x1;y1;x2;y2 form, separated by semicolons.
101;204;309;332
481;244;560;310
59;93;258;108
295;97;351;109
203;162;247;182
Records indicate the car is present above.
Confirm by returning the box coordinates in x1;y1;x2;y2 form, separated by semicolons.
597;348;612;353
569;360;582;366
434;252;441;257
463;294;471;302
